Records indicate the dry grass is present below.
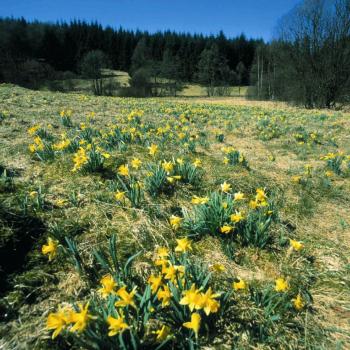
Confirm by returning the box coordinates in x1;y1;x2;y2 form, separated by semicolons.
0;84;349;349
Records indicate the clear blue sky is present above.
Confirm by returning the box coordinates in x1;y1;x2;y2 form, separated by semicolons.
1;0;300;40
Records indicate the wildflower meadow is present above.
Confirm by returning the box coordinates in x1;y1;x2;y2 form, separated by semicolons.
0;85;349;349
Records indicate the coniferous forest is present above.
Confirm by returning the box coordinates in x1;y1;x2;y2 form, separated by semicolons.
1;0;349;109
0;17;259;85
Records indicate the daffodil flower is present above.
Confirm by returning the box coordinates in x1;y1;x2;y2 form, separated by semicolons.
42;237;58;261
183;313;201;338
107;315;128;336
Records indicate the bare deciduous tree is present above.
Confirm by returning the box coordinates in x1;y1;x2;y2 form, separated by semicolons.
251;0;350;108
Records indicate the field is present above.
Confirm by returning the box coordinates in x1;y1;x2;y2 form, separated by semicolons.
0;84;349;349
43;70;248;98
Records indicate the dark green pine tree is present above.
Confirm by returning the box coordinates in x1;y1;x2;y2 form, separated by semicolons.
39;28;63;70
160;49;183;96
130;37;150;74
197;44;231;96
236;61;247;96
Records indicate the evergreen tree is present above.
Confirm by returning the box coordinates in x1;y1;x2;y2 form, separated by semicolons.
197;44;231;96
39;28;63;70
130;37;150;74
160;49;183;96
0;17;262;87
236;61;247;96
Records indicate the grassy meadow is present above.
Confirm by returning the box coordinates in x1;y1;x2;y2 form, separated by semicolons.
43;70;248;98
0;84;349;349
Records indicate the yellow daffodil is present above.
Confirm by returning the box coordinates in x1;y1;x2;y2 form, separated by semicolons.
29;191;38;198
200;287;220;315
220;181;231;193
255;188;268;206
166;176;176;184
175;237;192;253
55;199;67;207
275;278;289;292
170;215;182;230
53;139;71;151
292;293;304;310
148;274;163;294
98;274;117;298
210;263;226;273
178;132;186;139
290;239;304;251
234;192;245;201
220;225;233;234
115;286;137;308
107;315;128;336
47;307;70;339
102;152;111;159
183;313;201;338
191;195;209;205
72;147;88;172
192;158;202;167
148;144;158;156
180;284;202;311
155;325;171;342
291;175;302;183
29;144;36;153
230;211;244;223
115;190;126;201
238;154;245;163
42;237;58;261
233;278;246;291
249;200;258;209
34;136;44;149
157;246;169;259
163;264;185;283
118;164;129;176
162;160;174;173
131;158;142;169
70;303;95;333
222;146;235;154
157;285;172;307
28;125;40;135
176;158;184;165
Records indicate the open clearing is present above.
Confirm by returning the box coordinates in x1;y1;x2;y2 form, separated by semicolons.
0;84;349;349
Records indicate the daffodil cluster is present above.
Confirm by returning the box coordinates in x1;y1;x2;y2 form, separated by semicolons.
46;237;231;347
45;234;310;348
321;151;350;175
180;187;276;249
256;114;285;140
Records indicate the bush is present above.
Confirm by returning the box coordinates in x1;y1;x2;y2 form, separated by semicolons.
129;68;152;97
80;50;109;95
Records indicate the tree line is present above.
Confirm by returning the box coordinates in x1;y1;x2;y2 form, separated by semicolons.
1;0;349;107
0;17;261;95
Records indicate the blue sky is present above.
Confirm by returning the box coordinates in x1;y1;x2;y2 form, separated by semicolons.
1;0;300;40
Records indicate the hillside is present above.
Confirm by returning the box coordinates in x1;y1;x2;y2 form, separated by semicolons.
0;84;349;349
